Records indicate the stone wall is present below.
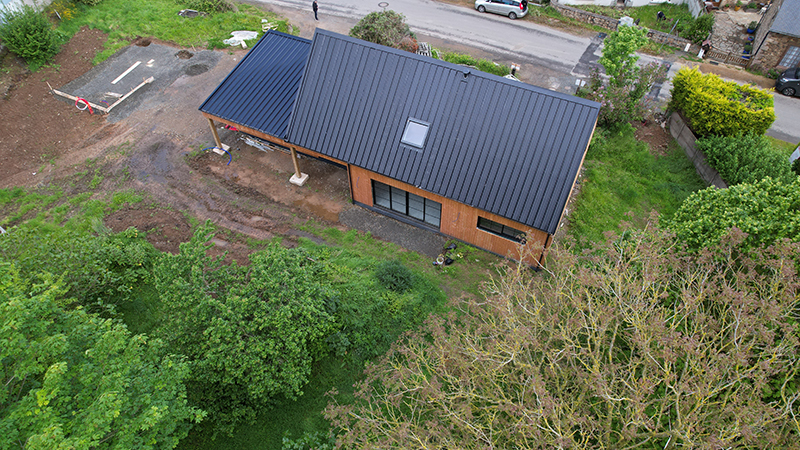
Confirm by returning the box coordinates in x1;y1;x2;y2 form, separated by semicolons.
551;1;699;52
751;32;800;71
551;1;619;29
669;112;727;189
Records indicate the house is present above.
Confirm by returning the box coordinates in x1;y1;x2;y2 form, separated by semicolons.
200;29;600;266
751;0;800;71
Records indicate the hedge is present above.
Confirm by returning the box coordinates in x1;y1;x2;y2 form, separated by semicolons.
696;133;796;185
669;67;774;137
668;177;800;251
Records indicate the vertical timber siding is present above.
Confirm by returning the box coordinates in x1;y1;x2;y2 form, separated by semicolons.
350;165;550;265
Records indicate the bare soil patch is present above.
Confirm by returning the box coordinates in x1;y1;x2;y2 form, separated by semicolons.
0;27;107;187
632;120;673;157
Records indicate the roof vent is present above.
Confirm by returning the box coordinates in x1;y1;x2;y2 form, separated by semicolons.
462;70;470;79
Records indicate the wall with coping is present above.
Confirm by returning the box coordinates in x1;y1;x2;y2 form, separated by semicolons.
668;112;727;188
552;1;699;52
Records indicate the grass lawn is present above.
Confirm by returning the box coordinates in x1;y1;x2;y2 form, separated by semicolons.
51;0;290;63
568;124;706;245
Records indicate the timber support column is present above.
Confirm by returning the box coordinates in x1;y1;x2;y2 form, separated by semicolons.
289;146;309;186
206;117;229;153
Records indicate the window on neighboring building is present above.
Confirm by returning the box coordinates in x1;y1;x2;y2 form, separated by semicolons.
477;217;525;242
779;46;800;68
372;180;441;227
400;118;430;149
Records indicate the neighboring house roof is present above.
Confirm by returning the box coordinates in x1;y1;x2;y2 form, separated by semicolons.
287;30;599;235
771;0;800;38
200;31;311;138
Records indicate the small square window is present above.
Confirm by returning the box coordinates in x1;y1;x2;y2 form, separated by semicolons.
401;118;430;149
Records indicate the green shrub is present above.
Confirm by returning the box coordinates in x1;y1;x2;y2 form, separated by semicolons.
74;0;104;5
668;177;800;251
685;13;714;44
792;158;800;177
349;10;416;51
669;67;775;137
375;259;414;292
696;133;796;185
0;4;61;70
179;0;233;13
440;51;510;77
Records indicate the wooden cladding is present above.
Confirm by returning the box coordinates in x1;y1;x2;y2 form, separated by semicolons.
350;165;550;266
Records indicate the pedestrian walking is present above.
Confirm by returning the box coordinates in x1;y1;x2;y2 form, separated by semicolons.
313;0;318;20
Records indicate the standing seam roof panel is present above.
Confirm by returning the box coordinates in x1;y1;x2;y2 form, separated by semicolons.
199;31;311;139
286;29;600;234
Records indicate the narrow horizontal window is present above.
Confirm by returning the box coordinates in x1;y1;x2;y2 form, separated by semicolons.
478;217;525;242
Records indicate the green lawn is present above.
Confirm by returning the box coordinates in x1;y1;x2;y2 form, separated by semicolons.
568;124;706;245
51;0;291;63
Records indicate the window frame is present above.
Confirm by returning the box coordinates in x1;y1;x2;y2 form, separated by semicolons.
372;180;441;228
477;217;526;243
400;118;430;149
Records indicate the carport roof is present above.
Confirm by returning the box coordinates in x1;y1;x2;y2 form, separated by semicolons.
287;30;600;235
199;30;311;138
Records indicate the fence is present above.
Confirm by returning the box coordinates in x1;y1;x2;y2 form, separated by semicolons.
704;49;751;67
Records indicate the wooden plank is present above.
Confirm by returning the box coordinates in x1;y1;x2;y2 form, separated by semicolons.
47;82;109;113
105;76;154;113
111;61;141;84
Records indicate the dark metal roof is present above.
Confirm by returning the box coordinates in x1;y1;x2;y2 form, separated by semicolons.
771;0;800;38
287;30;599;234
199;30;311;138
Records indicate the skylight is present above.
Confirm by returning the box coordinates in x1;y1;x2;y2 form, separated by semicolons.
401;118;430;149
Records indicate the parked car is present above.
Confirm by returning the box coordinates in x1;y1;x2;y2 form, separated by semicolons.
776;67;800;97
475;0;528;20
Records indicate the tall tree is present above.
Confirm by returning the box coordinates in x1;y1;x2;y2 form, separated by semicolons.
325;224;800;449
0;263;204;450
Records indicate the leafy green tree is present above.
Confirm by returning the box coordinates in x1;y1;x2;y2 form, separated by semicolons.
0;4;61;70
696;132;796;185
668;177;800;251
154;224;336;432
580;25;664;126
0;225;158;310
325;225;800;449
0;263;204;449
349;10;418;52
598;24;648;87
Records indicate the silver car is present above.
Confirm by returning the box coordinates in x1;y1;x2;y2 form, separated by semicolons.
475;0;529;19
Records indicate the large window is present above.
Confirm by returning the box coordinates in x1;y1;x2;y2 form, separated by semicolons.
477;217;525;242
779;46;800;68
372;181;441;227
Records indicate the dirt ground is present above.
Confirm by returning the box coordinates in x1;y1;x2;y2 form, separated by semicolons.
0;20;674;261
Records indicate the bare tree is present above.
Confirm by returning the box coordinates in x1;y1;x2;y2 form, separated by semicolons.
326;223;800;449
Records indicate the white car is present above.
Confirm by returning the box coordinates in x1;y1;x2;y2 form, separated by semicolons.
475;0;529;20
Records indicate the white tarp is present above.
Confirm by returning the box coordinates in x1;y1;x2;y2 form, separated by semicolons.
223;31;259;48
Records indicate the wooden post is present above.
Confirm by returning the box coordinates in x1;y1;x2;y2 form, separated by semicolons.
289;146;309;186
290;147;302;178
207;117;223;149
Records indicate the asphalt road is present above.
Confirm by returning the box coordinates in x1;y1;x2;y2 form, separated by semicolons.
256;0;591;74
769;93;800;145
